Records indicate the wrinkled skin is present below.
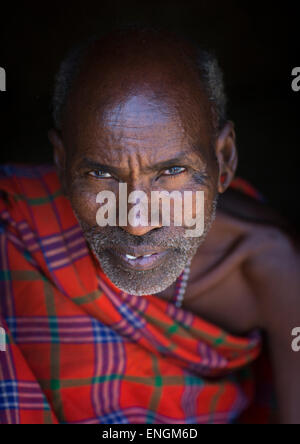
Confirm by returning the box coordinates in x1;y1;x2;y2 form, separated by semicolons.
49;32;236;296
59;90;221;295
49;30;300;423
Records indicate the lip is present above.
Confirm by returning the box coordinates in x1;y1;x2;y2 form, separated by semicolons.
107;248;170;271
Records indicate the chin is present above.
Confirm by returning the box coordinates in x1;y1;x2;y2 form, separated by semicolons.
97;251;186;296
113;279;173;296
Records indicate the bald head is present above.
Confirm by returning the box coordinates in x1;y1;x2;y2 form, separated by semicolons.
52;28;227;136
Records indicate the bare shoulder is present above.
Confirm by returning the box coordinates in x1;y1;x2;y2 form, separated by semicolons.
218;188;300;330
218;187;299;261
242;219;299;334
220;191;300;424
216;191;300;424
244;223;300;297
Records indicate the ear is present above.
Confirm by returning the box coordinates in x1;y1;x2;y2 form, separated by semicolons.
48;129;69;193
48;129;67;188
215;121;238;193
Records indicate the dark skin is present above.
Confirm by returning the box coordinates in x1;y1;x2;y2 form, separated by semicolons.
49;33;300;424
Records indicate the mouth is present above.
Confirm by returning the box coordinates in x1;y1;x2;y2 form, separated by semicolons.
107;248;170;271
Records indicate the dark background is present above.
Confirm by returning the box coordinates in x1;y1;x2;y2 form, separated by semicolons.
0;0;299;226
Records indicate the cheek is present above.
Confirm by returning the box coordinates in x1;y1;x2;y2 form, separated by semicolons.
67;174;120;227
182;185;216;223
68;188;100;227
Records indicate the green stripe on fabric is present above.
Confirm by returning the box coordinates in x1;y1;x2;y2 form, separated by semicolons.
139;310;247;352
208;382;226;424
73;290;102;306
167;323;179;335
184;374;204;386
187;324;251;351
10;270;47;281
157;344;177;353
23;250;32;262
214;333;226;347
43;409;55;424
92;374;123;384
138;310;191;340
44;280;66;422
40;374;185;390
0;270;11;281
146;355;164;424
14;189;63;206
50;379;60;391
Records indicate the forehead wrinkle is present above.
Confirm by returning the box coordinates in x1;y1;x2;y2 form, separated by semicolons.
104;130;185;147
85;114;202;170
104;109;172;126
98;117;186;154
99;136;188;171
101;92;182;129
71;87;211;170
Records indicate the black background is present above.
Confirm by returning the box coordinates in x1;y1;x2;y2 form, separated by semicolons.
0;0;299;226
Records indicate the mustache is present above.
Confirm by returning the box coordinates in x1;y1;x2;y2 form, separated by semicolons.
81;224;188;249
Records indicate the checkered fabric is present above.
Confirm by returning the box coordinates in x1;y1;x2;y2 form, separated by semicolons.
0;164;277;424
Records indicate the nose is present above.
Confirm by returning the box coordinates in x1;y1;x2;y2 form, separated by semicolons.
120;223;160;237
118;186;162;237
120;199;161;236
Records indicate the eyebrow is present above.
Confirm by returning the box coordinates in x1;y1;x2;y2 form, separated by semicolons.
144;154;192;173
78;152;197;175
78;158;122;176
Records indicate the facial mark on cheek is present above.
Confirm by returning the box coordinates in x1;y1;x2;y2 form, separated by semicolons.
191;170;209;186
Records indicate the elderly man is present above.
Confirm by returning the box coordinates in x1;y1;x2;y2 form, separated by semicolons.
0;28;299;424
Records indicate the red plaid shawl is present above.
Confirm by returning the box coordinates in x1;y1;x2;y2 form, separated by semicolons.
0;164;277;424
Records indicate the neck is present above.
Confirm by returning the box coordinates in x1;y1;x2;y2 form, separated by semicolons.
155;280;178;302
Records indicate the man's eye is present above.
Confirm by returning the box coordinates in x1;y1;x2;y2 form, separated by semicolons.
163;167;186;176
88;170;112;179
